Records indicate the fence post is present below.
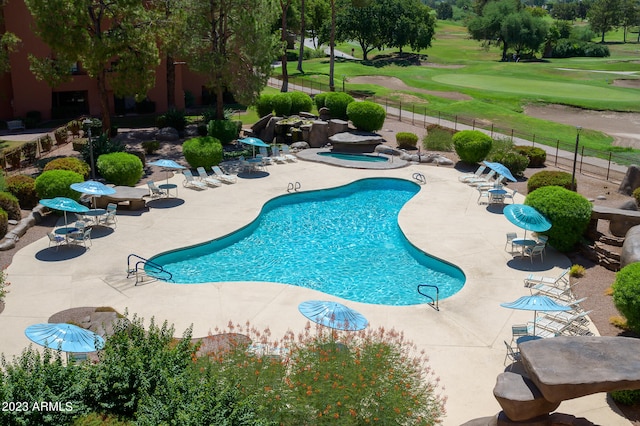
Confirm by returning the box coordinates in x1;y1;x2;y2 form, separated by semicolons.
555;140;560;166
454;115;458;130
438;112;441;126
579;146;584;173
490;124;494;138
399;101;402;122
412;104;415;125
532;134;535;146
423;107;427;128
472;119;475;130
607;152;612;181
510;129;514;143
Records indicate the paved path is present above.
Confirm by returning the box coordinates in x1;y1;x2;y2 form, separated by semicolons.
0;159;630;425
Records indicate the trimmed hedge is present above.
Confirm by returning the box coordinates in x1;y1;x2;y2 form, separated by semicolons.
96;152;143;186
324;92;354;120
347;101;386;132
272;93;292;116
6;174;38;209
395;132;419;149
0;192;21;221
527;170;574;193
314;92;328;111
452;130;492;164
612;263;640;334
207;120;240;145
43;157;90;179
487;150;529;177
34;170;85;200
254;94;274;118
183;136;223;169
514;145;546;167
289;92;313;115
525;186;592;252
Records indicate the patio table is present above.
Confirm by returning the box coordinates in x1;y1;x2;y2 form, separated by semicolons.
159;183;178;198
82;208;107;226
512;238;537;257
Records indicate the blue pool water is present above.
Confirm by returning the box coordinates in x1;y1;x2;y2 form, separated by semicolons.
148;178;465;306
318;152;389;162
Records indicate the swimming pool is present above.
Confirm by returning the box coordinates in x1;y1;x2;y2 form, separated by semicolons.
318;152;389;162
148;178;465;306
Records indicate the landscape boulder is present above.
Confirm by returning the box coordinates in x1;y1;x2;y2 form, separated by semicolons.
621;225;640;268
618;164;640;196
156;127;179;141
308;120;328;148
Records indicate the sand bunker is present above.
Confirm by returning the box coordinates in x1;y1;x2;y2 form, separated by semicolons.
349;75;471;101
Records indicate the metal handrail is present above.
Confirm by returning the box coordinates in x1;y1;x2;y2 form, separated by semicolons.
127;253;172;285
417;284;439;311
412;172;426;184
287;181;301;192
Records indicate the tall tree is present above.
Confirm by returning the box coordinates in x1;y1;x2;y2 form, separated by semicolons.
306;0;330;48
297;0;306;72
587;0;622;42
184;0;279;119
467;0;521;60
280;0;293;92
501;11;548;56
0;2;19;75
25;0;160;131
620;0;640;42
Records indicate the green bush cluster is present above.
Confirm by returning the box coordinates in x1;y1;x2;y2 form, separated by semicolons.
207;119;240;145
43;157;90;179
141;140;160;154
552;39;610;58
346;101;386;132
82;118;103;138
81;133;125;169
272;92;293;116
313;92;327;111
289;91;313;115
96;152;143;186
323;92;355;120
34;170;84;200
423;125;455;151
253;94;274;118
6;174;37;209
156;108;186;131
396;132;419;149
525;186;592;252
611;389;640;406
182;136;223;169
0;208;7;239
452;130;492;163
612;263;640;335
633;187;640;206
0;192;21;221
527;170;575;192
514;145;546;167
488;150;529;177
72;138;87;152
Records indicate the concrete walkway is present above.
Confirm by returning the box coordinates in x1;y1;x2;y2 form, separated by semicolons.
0;159;630;425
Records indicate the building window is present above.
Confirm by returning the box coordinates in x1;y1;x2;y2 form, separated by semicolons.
51;91;89;119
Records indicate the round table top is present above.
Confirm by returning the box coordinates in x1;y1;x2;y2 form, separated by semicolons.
84;209;106;216
158;183;178;189
517;335;543;345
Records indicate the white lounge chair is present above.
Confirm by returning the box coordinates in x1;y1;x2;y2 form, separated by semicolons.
270;146;286;163
530;311;593;337
280;145;297;162
524;268;570;288
196;167;222;187
530;279;580;302
211;166;237;184
182;170;208;190
459;165;486;182
467;170;496;186
258;147;274;165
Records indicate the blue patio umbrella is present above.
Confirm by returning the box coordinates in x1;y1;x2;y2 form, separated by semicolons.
70;181;116;208
239;137;269;158
500;295;571;336
483;161;517;183
298;300;368;331
39;197;89;226
503;204;552;239
25;323;105;353
148;159;186;184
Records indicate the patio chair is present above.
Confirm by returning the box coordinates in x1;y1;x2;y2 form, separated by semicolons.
211;166;237;184
100;203;117;228
47;232;65;250
280;145;298;162
510;324;529;345
270;146;286;163
524;268;570;288
147;181;166;198
503;340;521;370
69;227;92;248
258;147;273;165
477;187;489;205
459;165;486;182
524;243;545;263
503;189;517;204
182;170;208;190
196;167;222;187
505;232;518;252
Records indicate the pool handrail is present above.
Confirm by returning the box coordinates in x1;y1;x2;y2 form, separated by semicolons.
417;284;440;311
127;253;173;285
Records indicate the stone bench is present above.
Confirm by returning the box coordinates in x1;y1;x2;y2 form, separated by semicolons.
6;120;25;132
328;131;385;153
95;186;149;210
590;205;640;237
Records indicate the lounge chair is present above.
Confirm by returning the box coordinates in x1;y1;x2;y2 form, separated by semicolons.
147;181;166;198
530;311;593;337
196;167;222;187
459;165;486;182
211;166;237;184
530;279;580;302
182;170;208;190
467;170;496;186
524;268;570;288
258;147;274;165
280;145;297;162
270;146;286;163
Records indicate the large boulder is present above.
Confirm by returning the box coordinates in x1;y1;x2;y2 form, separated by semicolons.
618;164;640;196
328;119;349;137
308;120;329;148
156;127;179;141
621;225;640;268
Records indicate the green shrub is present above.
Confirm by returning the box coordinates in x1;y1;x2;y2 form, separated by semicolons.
525;186;592;252
346;101;386;132
527;170;574;192
6;174;37;209
514;145;546;167
39;134;53;152
182;136;223;169
0;208;7;239
488;150;529;177
141;140;160;154
324;92;354;120
611;389;640;406
633;187;640;206
423;125;455;151
452;130;493;164
207;119;240;145
313;92;328;110
21;141;38;164
81;133;125;169
43;157;90;179
289;92;313;115
158;108;186;131
82;118;103;138
0;191;21;221
34;169;84;200
271;93;292;116
613;263;640;334
254;94;274;118
552;39;610;58
96;152;143;186
72;138;87;152
54;127;69;145
396;132;419;149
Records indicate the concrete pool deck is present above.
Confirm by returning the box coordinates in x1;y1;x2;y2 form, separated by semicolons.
0;158;630;425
